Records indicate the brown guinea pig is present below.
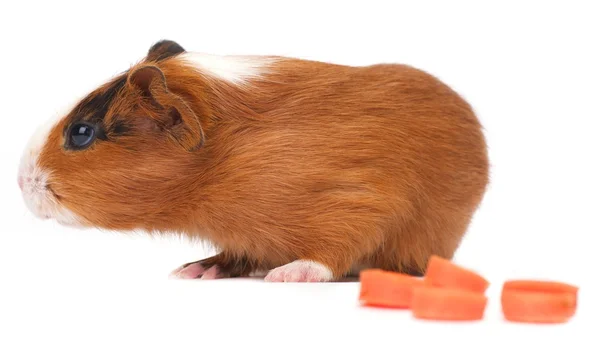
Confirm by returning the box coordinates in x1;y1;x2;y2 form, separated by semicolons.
17;40;489;282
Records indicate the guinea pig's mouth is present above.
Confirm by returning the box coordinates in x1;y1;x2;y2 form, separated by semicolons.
20;177;81;226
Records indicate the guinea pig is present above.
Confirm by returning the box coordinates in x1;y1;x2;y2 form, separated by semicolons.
17;40;489;282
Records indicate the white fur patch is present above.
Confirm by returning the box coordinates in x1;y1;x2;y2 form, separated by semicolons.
264;260;334;282
18;103;83;226
178;52;275;85
22;111;65;162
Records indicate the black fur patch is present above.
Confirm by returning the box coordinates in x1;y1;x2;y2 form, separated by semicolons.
64;75;128;149
71;75;126;124
146;40;185;62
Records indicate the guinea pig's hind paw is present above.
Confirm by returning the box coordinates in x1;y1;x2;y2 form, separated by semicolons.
169;261;221;280
264;260;334;282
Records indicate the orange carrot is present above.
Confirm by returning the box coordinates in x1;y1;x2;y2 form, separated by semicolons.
424;255;489;294
359;269;425;308
411;286;488;321
502;280;578;296
501;280;579;323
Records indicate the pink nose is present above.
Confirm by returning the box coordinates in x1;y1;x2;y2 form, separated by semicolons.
18;176;24;190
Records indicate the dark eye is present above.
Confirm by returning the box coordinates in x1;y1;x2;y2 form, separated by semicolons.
69;123;96;148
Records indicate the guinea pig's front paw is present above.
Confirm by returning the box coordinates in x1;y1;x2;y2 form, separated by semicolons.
264;260;334;282
169;261;223;280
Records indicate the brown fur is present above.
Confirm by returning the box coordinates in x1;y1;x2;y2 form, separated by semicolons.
39;46;489;279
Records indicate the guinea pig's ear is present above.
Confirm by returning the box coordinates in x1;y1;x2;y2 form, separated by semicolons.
127;65;204;151
146;40;185;62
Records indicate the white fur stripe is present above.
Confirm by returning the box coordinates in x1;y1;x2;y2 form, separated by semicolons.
177;52;275;85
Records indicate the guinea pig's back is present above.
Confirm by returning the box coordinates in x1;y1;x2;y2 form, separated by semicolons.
244;59;489;201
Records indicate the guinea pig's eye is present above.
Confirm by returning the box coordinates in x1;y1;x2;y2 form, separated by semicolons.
69;123;96;148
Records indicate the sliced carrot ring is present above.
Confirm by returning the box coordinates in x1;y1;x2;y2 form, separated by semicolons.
502;280;578;295
411;286;487;321
424;255;489;294
359;269;425;308
501;280;579;323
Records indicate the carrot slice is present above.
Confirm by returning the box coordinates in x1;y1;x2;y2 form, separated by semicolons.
502;280;578;296
411;286;487;321
501;280;579;323
424;255;489;294
359;269;425;308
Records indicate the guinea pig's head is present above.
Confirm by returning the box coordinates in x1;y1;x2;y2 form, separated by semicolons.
17;40;206;230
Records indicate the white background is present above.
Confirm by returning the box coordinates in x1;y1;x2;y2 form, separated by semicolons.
0;1;597;339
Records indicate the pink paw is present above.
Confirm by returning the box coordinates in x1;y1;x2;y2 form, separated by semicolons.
199;264;220;280
169;261;222;280
264;260;334;282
